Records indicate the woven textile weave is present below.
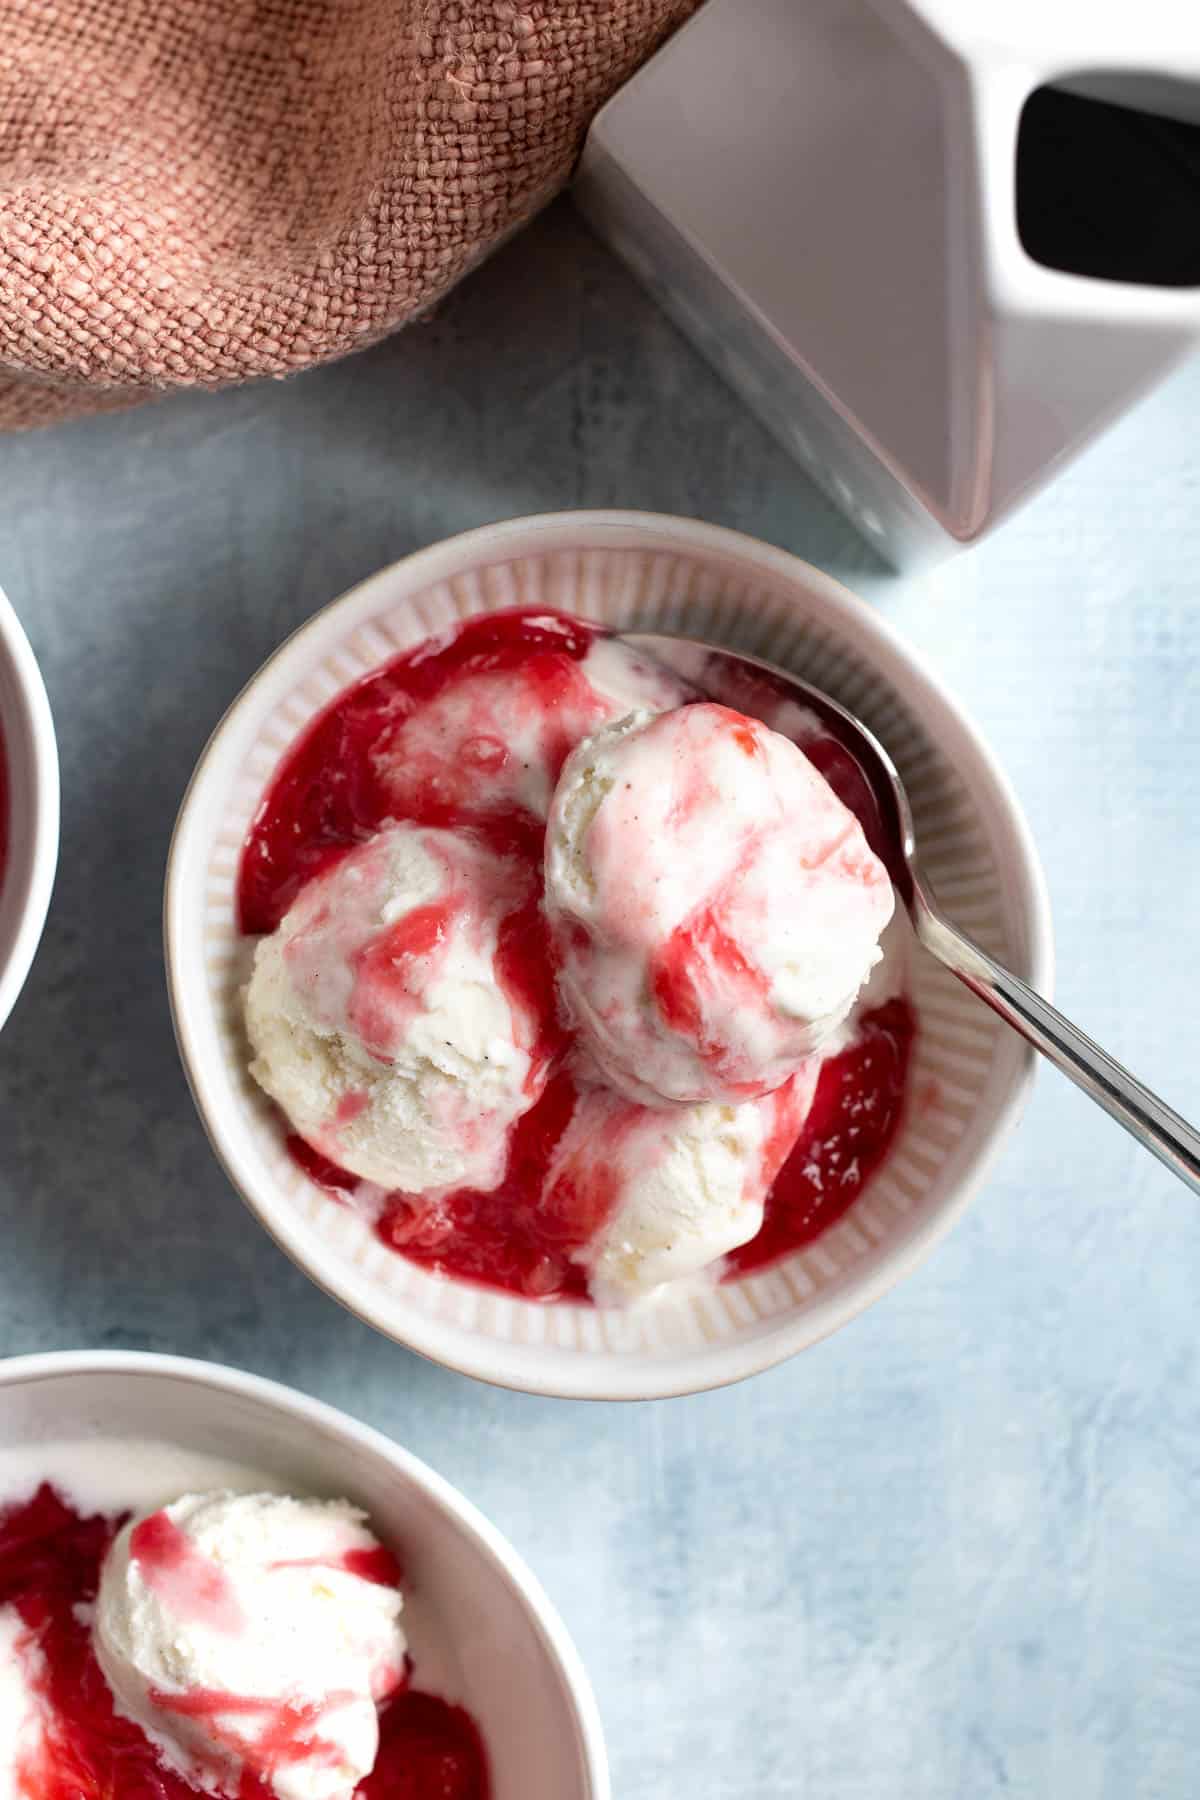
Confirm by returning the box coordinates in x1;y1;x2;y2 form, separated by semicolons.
0;1;695;430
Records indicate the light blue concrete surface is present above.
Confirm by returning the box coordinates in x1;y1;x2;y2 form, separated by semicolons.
1;201;1198;1799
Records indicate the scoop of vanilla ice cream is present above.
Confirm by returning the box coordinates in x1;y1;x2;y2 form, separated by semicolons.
93;1492;406;1800
547;1062;820;1304
246;822;547;1193
372;633;693;821
579;635;697;720
545;703;894;1106
0;1605;49;1798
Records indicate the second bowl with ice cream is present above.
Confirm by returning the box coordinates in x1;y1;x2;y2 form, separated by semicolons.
166;512;1051;1398
0;1350;605;1797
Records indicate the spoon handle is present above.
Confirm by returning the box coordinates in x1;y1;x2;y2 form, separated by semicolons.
914;896;1200;1195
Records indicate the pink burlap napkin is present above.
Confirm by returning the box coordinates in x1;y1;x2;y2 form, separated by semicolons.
0;1;695;431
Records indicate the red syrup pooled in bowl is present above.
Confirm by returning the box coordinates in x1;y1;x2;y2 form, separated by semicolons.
238;608;915;1302
0;1484;489;1800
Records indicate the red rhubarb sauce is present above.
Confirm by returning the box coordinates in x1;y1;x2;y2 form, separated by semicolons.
0;1484;488;1800
238;608;915;1301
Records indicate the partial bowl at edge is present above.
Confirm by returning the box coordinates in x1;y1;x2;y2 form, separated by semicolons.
0;1349;608;1800
0;583;58;1035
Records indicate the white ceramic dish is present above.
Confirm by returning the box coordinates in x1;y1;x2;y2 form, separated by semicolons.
0;582;58;1034
166;511;1053;1399
0;1349;608;1800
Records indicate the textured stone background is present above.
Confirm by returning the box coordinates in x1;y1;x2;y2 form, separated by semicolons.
2;202;1198;1799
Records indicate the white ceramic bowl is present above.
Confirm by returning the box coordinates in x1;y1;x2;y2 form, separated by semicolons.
0;583;58;1033
166;512;1053;1399
0;1349;608;1800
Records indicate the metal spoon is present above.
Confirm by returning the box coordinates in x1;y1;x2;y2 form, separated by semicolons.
623;630;1200;1195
